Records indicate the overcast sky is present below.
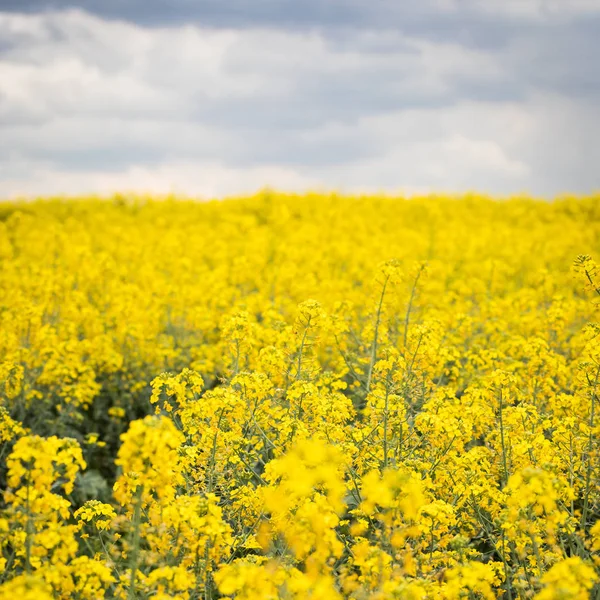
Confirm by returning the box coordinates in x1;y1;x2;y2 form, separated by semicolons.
1;1;599;198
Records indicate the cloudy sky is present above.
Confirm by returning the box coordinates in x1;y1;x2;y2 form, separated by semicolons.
1;1;599;198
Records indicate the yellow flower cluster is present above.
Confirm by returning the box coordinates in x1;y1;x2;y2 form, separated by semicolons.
1;191;600;598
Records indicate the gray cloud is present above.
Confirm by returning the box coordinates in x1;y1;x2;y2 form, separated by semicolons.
1;0;501;30
0;4;599;198
3;0;599;42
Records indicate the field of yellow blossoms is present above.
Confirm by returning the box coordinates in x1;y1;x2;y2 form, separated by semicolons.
1;192;600;599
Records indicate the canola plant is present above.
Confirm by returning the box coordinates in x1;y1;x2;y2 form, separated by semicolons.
0;192;599;599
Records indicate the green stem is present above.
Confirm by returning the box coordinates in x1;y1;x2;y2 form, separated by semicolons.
501;530;513;600
233;339;240;377
584;267;600;297
403;265;424;348
581;365;599;530
207;409;226;493
295;316;312;380
366;276;389;395
498;390;509;489
383;383;390;470
25;475;33;574
204;540;212;600
128;486;143;600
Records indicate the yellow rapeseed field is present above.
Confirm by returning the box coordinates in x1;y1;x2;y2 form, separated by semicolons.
1;192;600;599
